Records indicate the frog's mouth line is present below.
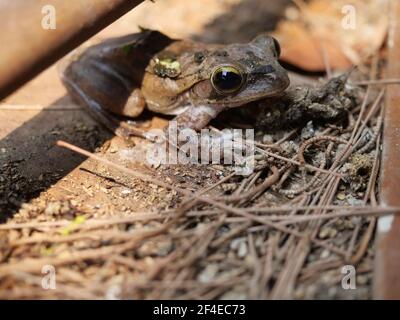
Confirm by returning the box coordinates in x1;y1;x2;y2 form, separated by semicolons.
206;85;290;108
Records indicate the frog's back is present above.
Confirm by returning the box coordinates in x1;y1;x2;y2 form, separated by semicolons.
80;30;176;83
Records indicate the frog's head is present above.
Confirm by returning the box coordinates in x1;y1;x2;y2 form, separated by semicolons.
190;34;290;108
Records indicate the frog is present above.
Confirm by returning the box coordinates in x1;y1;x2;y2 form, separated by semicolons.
59;29;289;138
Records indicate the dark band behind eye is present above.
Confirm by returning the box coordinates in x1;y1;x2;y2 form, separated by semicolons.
211;66;244;94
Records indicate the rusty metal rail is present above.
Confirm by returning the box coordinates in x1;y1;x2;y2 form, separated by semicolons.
0;0;143;100
374;0;400;299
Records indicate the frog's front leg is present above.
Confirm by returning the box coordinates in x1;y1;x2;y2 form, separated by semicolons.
163;105;250;168
163;105;231;159
171;105;225;131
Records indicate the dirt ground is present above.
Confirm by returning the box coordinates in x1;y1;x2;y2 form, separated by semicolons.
0;0;383;299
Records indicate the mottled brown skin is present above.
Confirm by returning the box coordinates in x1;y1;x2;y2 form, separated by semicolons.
60;30;289;136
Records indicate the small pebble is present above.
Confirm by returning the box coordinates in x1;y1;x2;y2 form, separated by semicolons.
237;241;248;258
336;192;346;200
320;249;330;259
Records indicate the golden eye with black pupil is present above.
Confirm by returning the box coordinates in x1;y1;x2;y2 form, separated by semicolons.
272;37;281;58
211;66;244;94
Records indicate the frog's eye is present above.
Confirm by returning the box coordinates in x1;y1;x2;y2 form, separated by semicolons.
211;66;244;94
272;37;281;58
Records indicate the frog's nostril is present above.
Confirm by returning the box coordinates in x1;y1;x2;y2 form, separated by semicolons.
265;73;277;81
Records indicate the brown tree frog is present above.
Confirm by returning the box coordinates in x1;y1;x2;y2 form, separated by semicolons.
60;30;289;137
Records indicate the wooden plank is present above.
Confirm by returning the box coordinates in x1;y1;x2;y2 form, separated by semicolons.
374;0;400;299
0;0;143;99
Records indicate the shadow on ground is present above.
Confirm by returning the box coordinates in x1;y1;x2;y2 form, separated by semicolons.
0;96;112;222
